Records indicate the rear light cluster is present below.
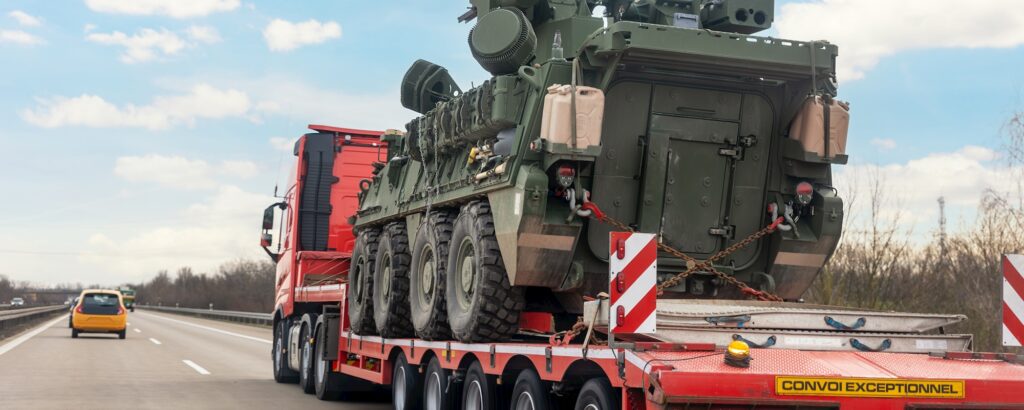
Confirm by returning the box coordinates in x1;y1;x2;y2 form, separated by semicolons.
75;305;84;314
117;306;124;315
795;181;814;205
556;164;575;188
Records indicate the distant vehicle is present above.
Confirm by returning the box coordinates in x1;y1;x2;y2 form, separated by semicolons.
10;298;24;307
71;290;127;339
68;296;80;328
118;287;136;312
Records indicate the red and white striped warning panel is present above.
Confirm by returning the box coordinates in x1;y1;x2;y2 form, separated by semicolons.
1004;254;1024;347
609;232;657;334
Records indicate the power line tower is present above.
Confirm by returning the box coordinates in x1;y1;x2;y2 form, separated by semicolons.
938;196;948;258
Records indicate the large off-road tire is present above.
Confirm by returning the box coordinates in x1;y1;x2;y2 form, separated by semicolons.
373;222;414;338
348;229;378;335
446;201;524;342
410;211;455;340
273;319;299;383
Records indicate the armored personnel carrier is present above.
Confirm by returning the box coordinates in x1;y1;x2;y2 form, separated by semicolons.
350;0;850;342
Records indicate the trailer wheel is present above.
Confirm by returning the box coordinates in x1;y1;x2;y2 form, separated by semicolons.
273;319;299;383
313;321;342;400
410;210;455;340
462;362;495;410
423;357;457;410
392;354;422;410
373;222;415;337
298;319;316;393
510;368;551;410
348;229;379;335
574;378;617;410
446;200;524;342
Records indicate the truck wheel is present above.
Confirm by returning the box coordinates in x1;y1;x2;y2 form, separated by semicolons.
313;321;342;400
373;222;414;337
348;229;379;335
423;356;457;410
298;320;316;393
273;319;299;383
574;378;617;410
392;354;422;410
446;201;524;342
410;211;455;340
462;362;495;410
510;368;551;410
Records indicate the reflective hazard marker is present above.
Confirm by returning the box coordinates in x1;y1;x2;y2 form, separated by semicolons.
1003;255;1024;347
609;232;657;334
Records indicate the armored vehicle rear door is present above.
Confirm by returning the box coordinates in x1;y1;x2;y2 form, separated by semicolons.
588;82;773;268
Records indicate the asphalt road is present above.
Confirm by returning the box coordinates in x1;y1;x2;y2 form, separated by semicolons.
0;311;391;410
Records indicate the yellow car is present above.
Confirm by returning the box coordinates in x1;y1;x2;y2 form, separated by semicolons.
71;290;128;339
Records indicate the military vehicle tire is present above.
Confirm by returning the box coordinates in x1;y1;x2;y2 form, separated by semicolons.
410;211;455;340
373;222;414;337
348;229;378;335
446;200;524;342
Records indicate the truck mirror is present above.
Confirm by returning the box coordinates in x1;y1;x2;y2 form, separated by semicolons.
262;204;276;230
261;232;273;247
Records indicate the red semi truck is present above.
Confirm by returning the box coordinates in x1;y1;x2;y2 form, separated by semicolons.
260;125;1024;409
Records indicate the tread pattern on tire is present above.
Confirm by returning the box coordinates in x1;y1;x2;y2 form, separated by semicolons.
411;210;455;340
374;222;414;337
447;200;524;342
348;229;378;335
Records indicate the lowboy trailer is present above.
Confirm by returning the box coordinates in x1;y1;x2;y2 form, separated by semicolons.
260;125;1024;410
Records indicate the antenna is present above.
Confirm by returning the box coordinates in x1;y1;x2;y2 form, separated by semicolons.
937;196;947;258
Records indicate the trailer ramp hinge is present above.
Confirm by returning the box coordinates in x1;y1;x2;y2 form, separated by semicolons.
705;314;751;327
732;334;776;349
850;338;891;352
825;316;866;330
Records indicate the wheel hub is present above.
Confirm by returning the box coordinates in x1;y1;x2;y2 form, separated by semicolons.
381;255;392;299
458;239;477;303
421;248;435;298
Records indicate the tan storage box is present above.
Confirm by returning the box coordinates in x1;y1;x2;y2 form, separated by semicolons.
540;84;605;150
789;96;850;159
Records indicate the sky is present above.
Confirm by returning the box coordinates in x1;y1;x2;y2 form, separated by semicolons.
0;0;1022;286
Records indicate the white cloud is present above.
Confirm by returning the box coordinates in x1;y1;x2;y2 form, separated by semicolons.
83;23;97;33
269;137;297;152
835;145;1018;236
21;84;252;130
262;18;341;51
250;78;409;130
186;25;221;44
114;155;217;190
870;138;897;152
85;0;240;18
776;0;1024;81
219;160;258;179
8;10;42;27
0;29;44;45
86;28;187;63
82;185;271;279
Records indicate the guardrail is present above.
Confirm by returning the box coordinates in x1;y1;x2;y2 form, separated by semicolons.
0;305;67;336
138;305;272;326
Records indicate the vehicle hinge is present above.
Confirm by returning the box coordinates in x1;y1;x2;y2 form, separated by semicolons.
738;135;757;147
718;147;742;160
708;225;735;238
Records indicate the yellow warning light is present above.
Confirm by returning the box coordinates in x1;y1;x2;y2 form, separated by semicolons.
725;340;751;368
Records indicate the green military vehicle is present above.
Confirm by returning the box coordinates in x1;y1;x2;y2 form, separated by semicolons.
349;0;850;342
119;287;136;312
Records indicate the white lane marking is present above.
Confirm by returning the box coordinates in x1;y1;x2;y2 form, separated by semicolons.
0;315;66;357
182;359;210;375
133;328;141;333
141;313;271;344
149;338;162;345
127;322;131;326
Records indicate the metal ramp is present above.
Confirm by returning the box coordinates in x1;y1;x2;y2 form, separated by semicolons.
583;299;972;354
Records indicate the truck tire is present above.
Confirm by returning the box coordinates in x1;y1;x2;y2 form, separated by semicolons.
273;319;299;383
410;210;455;340
510;368;551;410
462;361;495;410
392;354;422;410
313;321;342;400
298;317;317;394
348;229;379;335
446;200;524;342
373;222;414;337
423;356;457;410
574;378;617;410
